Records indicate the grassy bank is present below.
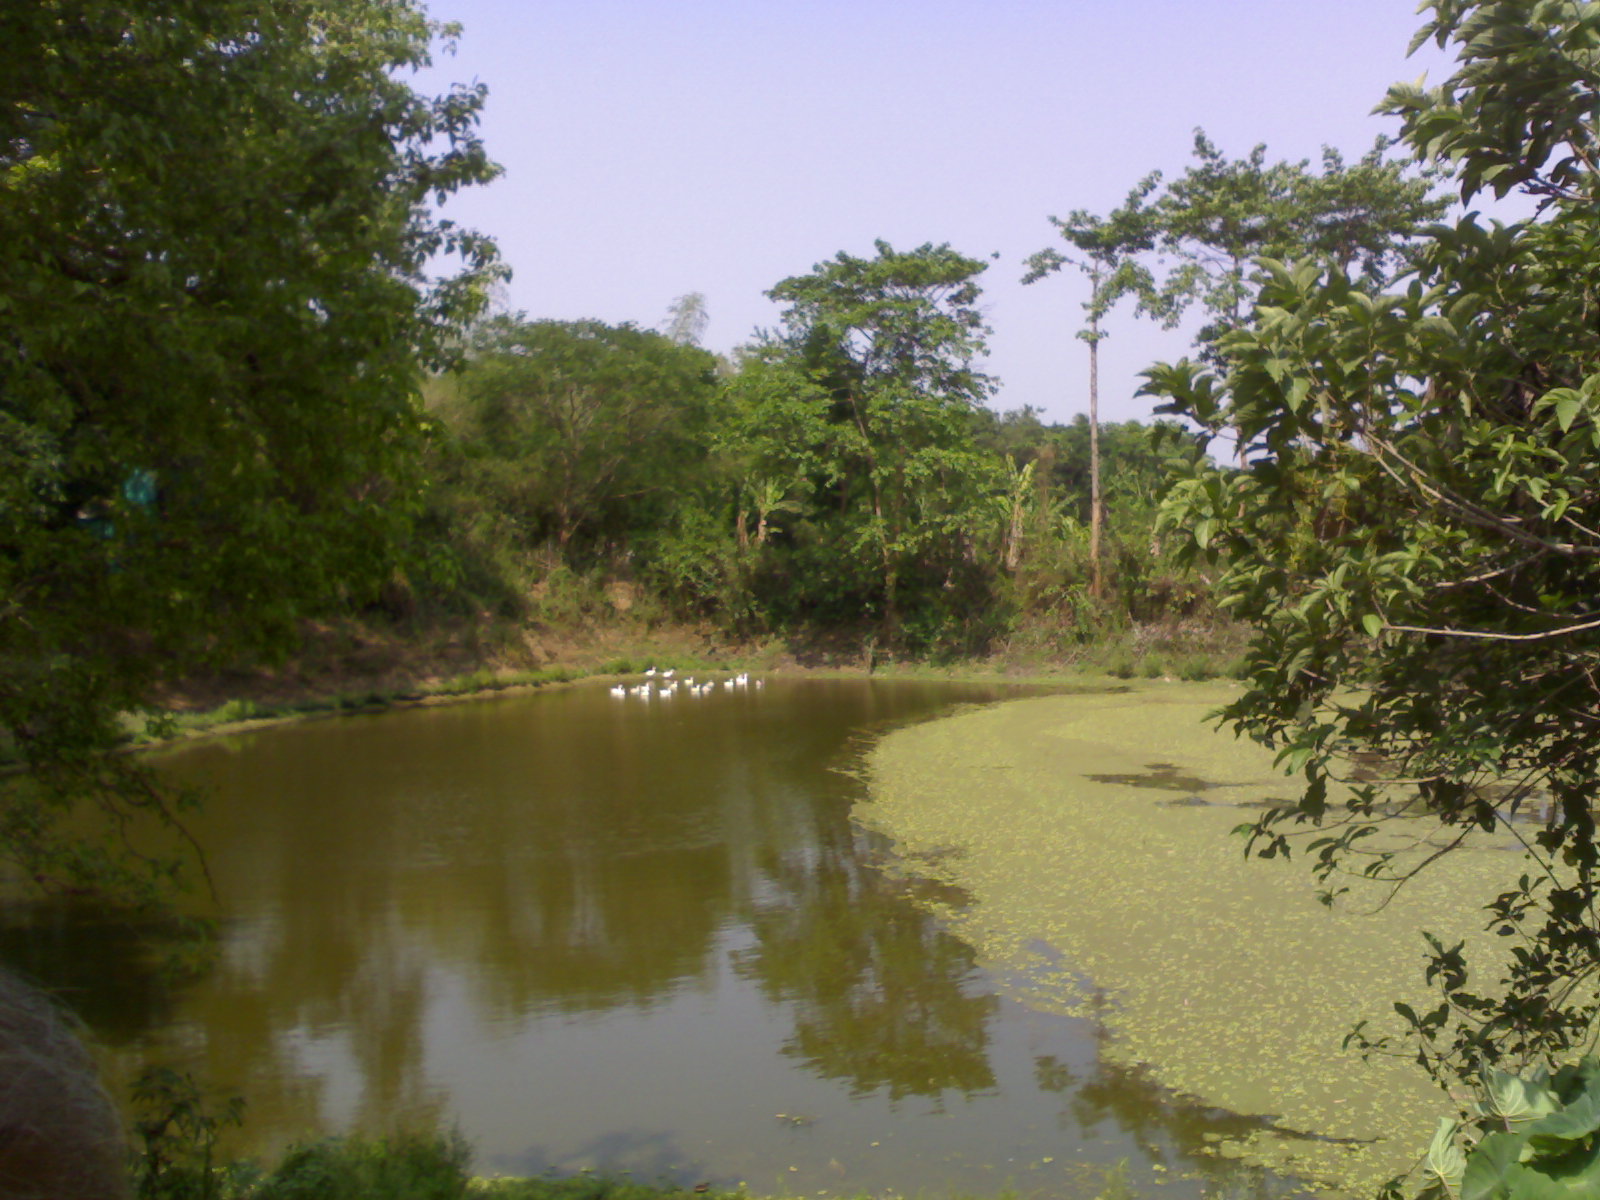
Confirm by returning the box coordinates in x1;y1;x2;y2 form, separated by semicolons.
114;613;1250;752
141;1129;752;1200
140;1129;1139;1200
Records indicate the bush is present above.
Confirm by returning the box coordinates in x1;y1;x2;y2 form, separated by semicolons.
213;699;262;725
131;1066;244;1200
248;1134;472;1200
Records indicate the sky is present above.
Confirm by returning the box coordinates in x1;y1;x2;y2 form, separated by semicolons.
416;0;1460;425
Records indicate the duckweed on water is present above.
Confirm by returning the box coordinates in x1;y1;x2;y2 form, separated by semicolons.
860;683;1520;1198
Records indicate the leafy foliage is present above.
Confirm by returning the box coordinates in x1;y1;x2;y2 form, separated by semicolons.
430;317;724;570
421;295;1211;653
1138;131;1445;349
131;1067;246;1200
739;240;1003;646
1400;1058;1600;1200
243;1134;472;1200
1152;0;1600;1095
0;0;501;904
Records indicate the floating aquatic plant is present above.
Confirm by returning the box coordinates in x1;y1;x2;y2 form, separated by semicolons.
863;683;1522;1197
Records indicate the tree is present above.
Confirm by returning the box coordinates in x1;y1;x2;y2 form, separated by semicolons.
661;292;711;347
1024;189;1160;596
1046;133;1445;475
749;241;1000;645
1152;0;1600;1124
0;0;502;906
440;317;722;557
1135;130;1446;355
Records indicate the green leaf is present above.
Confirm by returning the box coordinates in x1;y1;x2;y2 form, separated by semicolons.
1463;1130;1526;1200
1361;613;1384;638
1526;1089;1600;1150
1277;743;1315;774
1425;1118;1468;1194
1553;391;1584;433
1482;1067;1562;1126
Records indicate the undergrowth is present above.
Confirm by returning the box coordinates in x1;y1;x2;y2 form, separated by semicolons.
64;616;1255;765
130;1073;1142;1200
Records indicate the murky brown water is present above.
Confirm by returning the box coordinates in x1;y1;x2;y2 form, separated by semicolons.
0;679;1302;1198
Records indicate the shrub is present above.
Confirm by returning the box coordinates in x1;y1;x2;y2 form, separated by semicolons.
248;1134;472;1200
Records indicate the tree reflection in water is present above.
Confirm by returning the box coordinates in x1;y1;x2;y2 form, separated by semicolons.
1032;992;1332;1200
735;821;997;1101
0;680;1317;1198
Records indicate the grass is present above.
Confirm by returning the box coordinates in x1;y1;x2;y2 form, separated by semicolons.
146;1133;1143;1200
1055;620;1249;684
83;615;1253;760
125;665;603;747
476;1177;748;1200
130;1078;1144;1200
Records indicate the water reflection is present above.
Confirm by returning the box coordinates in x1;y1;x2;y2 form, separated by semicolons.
736;820;998;1100
0;679;1306;1197
103;683;1021;1152
0;903;181;1040
1032;996;1304;1200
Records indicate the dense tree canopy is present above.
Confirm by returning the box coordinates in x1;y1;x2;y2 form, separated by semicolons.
1154;0;1600;1110
440;318;722;556
0;0;501;903
1137;131;1446;345
735;241;1003;644
422;271;1188;653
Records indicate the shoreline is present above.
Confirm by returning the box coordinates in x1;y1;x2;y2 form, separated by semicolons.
126;617;1244;753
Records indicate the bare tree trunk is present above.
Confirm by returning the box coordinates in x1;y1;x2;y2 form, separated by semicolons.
876;489;899;645
1005;500;1024;572
1088;315;1103;600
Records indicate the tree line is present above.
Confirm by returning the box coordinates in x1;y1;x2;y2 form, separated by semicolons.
416;257;1195;658
411;133;1443;657
0;0;1449;919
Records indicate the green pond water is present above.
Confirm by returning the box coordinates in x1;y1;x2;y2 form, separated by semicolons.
0;679;1519;1198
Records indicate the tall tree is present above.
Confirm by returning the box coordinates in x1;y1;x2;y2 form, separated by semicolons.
1048;133;1445;469
1152;0;1600;1133
0;0;502;906
438;317;722;556
1024;188;1159;596
662;292;711;347
753;241;999;644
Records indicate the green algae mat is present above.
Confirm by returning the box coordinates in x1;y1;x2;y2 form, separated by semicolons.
860;682;1524;1198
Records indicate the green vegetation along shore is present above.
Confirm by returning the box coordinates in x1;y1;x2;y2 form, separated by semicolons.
136;1110;1143;1200
109;613;1250;754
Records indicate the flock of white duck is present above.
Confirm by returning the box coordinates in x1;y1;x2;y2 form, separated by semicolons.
608;667;763;700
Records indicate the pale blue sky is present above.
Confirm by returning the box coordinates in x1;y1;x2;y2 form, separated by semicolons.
419;1;1457;424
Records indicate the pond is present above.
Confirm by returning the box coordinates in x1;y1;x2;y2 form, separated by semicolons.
5;679;1330;1199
